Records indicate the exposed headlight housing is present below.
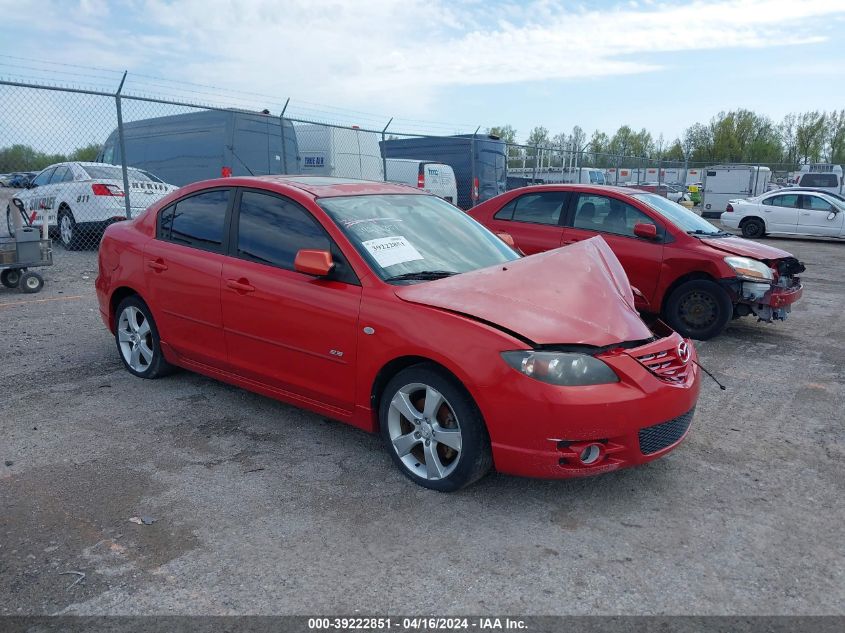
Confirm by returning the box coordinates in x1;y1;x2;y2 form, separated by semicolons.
501;351;619;386
724;256;773;282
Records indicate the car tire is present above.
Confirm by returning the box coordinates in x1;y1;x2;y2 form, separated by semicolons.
663;279;733;341
740;217;765;239
1;268;22;288
379;363;492;492
57;207;83;250
18;271;44;294
114;295;173;379
5;205;15;237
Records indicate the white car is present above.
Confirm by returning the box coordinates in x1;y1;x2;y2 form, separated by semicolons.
385;159;459;204
6;162;176;249
720;189;845;239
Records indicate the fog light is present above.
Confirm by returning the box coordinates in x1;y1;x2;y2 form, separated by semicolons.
579;444;603;465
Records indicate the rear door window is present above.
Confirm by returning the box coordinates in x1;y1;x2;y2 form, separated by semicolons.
506;191;568;225
161;189;231;253
763;194;799;208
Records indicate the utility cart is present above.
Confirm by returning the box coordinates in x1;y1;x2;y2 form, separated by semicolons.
1;199;53;293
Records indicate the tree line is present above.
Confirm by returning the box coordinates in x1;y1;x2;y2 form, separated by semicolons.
490;109;845;170
0;143;101;174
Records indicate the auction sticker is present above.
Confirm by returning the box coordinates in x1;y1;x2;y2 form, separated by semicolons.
362;236;424;268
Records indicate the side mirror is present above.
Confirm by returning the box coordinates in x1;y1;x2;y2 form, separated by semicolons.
495;232;516;248
294;249;335;277
828;212;837;221
633;223;658;240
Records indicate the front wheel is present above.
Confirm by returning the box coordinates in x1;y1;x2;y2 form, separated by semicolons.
663;279;733;340
380;364;492;492
114;296;173;379
19;271;44;293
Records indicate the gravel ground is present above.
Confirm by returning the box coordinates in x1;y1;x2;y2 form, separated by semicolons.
1;191;843;615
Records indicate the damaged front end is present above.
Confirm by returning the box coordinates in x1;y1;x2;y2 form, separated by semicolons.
726;256;805;323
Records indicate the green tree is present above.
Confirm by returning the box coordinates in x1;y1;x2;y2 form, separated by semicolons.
69;143;102;162
795;111;827;164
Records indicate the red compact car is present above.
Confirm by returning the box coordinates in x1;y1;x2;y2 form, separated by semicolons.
469;185;805;340
96;176;700;491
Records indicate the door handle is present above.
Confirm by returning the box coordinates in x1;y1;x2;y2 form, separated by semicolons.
562;237;583;245
147;259;168;272
226;278;255;293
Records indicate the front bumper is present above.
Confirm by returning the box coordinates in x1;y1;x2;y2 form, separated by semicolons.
728;277;803;321
478;330;701;479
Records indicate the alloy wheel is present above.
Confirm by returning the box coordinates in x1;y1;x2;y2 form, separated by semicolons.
387;382;463;481
117;305;154;372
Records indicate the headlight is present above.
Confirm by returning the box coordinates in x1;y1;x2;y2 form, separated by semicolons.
501;351;619;386
724;256;773;282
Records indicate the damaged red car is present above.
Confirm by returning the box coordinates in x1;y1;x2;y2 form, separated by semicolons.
96;177;700;491
469;185;805;340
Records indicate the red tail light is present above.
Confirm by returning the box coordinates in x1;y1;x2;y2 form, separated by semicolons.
417;172;425;188
221;166;232;178
725;204;734;213
91;183;124;197
471;177;479;200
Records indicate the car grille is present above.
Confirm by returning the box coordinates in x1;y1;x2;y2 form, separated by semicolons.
634;344;692;384
638;408;695;455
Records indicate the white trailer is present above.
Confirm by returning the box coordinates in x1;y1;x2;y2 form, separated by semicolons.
701;165;771;218
509;166;605;184
295;124;384;181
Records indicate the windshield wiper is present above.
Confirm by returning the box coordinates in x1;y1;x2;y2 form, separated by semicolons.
384;270;458;282
687;229;730;237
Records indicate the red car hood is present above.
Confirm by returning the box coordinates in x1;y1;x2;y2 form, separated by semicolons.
699;236;794;261
394;237;653;347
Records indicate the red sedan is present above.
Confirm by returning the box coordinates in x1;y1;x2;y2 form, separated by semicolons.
469;185;805;340
96;176;700;491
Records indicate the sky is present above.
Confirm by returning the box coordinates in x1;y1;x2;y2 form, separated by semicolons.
0;0;844;144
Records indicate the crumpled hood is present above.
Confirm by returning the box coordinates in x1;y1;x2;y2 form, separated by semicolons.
700;236;794;261
394;237;653;347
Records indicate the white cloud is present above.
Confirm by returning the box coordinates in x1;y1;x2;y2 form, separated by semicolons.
2;0;843;122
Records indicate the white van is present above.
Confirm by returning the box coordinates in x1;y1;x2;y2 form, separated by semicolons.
385;159;458;204
794;164;842;195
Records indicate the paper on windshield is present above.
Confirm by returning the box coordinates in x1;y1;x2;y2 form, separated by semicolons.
362;235;424;268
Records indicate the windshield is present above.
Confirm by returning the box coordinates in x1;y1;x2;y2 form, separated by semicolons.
632;193;723;235
319;194;519;282
82;165;161;182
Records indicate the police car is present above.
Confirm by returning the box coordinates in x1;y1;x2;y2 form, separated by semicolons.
6;162;176;249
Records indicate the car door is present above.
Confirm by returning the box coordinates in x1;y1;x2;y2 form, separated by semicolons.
483;190;569;255
21;166;57;227
221;189;362;412
143;188;232;369
760;193;799;233
561;193;665;308
797;194;845;237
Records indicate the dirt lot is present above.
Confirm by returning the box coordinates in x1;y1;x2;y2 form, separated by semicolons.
1;201;843;615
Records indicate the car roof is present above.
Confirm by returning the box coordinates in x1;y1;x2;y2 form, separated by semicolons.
512;183;653;196
210;175;425;198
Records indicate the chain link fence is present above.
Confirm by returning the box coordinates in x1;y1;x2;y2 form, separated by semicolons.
1;78;810;256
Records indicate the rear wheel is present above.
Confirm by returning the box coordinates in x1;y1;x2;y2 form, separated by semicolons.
1;268;22;288
19;271;44;294
740;217;765;239
380;364;491;492
663;279;733;340
58;207;83;250
114;296;173;379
